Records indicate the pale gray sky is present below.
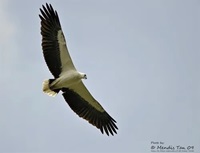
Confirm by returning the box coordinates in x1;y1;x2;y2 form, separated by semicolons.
0;0;200;152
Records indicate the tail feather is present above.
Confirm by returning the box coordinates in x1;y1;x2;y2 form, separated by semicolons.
42;79;60;97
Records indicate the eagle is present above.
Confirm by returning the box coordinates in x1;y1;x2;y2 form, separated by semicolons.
39;3;118;136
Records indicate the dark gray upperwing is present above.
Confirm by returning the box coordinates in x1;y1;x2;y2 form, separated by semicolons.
39;3;76;78
39;3;61;78
62;87;118;136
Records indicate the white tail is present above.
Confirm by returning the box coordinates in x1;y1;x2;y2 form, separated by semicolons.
42;80;57;97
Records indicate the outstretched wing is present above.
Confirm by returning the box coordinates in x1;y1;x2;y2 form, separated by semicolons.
39;3;76;78
62;82;118;136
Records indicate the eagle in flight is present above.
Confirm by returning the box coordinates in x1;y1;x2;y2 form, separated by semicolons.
39;3;118;136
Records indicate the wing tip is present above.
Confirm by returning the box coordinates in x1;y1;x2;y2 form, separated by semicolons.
39;3;61;29
100;117;118;136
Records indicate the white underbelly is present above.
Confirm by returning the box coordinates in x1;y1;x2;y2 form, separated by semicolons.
50;71;81;89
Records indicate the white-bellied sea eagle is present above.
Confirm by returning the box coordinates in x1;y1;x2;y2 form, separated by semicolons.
39;3;118;136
